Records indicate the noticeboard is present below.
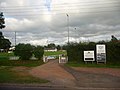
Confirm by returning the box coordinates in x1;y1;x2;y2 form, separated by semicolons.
84;51;95;61
96;44;106;63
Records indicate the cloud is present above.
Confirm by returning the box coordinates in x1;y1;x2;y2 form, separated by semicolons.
5;18;34;31
1;0;120;45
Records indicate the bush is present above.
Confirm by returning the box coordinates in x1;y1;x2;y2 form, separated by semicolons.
14;44;33;60
33;46;44;60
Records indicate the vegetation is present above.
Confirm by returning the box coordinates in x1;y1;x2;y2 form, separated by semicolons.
0;52;13;60
66;62;120;68
14;44;33;60
33;46;44;60
0;52;44;67
0;32;11;51
67;40;120;65
44;50;67;56
0;59;44;67
0;66;48;84
0;13;11;51
0;12;5;29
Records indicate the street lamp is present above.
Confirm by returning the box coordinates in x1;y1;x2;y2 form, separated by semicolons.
66;13;69;44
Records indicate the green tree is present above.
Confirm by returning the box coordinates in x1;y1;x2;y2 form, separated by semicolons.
56;45;61;51
33;46;44;60
0;12;5;29
14;43;33;60
47;43;56;48
111;35;118;42
0;31;11;51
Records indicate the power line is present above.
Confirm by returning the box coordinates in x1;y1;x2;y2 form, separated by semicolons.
1;4;120;13
2;9;120;17
1;4;120;11
1;0;119;8
0;1;119;17
1;5;120;16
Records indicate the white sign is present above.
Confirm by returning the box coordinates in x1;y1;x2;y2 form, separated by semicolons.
96;45;106;53
96;44;106;63
84;51;95;61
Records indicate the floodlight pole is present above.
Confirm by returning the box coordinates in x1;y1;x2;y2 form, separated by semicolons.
66;13;69;44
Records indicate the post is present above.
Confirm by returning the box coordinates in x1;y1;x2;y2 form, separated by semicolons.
66;13;69;44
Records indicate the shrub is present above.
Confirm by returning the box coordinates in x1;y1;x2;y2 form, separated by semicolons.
33;46;44;60
14;44;33;60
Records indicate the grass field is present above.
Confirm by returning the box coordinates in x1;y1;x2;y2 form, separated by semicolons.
0;52;14;60
44;50;67;56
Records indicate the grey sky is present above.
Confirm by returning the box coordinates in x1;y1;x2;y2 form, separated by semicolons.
0;0;120;46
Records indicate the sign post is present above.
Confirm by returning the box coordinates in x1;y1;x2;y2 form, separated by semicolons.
84;51;95;64
96;44;106;64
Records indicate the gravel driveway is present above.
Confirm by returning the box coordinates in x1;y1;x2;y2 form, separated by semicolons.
30;60;120;89
29;60;76;87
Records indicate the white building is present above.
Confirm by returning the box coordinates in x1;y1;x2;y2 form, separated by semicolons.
44;48;57;52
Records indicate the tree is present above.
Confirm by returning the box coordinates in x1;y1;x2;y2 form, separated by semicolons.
33;46;44;60
47;43;56;48
111;35;118;42
0;12;5;29
14;43;33;60
0;13;11;51
56;45;61;51
0;31;11;51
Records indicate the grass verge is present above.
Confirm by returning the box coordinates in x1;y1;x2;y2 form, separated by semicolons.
66;61;120;68
0;66;49;84
0;60;44;67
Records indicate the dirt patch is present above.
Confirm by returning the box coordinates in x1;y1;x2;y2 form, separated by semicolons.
29;60;76;87
29;60;120;88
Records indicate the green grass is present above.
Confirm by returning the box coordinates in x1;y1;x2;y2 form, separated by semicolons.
0;66;48;84
0;60;44;67
66;61;120;68
0;52;14;60
0;52;44;67
44;51;67;56
0;52;48;84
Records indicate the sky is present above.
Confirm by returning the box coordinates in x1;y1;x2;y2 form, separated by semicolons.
0;0;120;46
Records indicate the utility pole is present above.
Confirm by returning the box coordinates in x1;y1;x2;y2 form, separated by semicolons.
66;13;69;44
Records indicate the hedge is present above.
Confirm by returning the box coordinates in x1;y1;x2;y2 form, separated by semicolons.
67;41;120;64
